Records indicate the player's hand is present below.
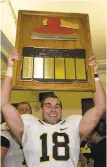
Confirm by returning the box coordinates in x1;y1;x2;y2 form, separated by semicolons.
88;55;99;73
8;51;20;67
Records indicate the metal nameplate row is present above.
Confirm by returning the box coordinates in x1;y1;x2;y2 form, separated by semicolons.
22;47;86;58
21;47;87;82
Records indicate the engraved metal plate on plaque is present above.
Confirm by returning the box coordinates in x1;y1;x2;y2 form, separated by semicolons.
21;47;87;82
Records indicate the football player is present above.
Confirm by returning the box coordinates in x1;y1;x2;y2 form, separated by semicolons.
1;51;106;167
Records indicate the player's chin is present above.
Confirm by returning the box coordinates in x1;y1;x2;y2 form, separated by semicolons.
49;117;60;125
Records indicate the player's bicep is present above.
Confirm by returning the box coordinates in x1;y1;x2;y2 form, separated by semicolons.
2;104;24;141
79;106;101;140
0;136;10;162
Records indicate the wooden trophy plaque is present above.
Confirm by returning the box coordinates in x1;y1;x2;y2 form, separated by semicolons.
13;10;95;91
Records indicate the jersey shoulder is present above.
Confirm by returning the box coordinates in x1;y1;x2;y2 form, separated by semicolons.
21;114;38;130
66;115;82;121
64;115;82;128
21;114;38;122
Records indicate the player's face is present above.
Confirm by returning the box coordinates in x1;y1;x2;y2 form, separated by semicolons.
42;97;62;125
18;103;32;115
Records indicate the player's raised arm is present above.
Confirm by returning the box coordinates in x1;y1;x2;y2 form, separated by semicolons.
79;55;106;140
1;51;24;141
91;56;106;112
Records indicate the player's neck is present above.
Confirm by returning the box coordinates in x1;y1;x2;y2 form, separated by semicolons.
42;119;61;124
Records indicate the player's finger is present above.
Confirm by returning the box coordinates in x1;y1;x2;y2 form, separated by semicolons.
10;52;20;60
89;59;97;64
89;55;96;60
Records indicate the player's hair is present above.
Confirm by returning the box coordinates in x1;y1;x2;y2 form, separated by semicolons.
93;120;106;137
17;102;32;113
41;94;62;109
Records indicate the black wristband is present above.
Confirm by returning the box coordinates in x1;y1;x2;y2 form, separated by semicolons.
94;73;99;78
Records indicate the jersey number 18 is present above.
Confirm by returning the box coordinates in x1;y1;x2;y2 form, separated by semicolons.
40;132;70;162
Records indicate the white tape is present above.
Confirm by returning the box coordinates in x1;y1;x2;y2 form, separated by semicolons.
95;77;99;81
5;66;13;77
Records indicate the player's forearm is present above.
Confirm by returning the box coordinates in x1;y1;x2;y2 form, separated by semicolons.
93;79;106;112
1;65;13;108
1;75;12;107
1;51;19;108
